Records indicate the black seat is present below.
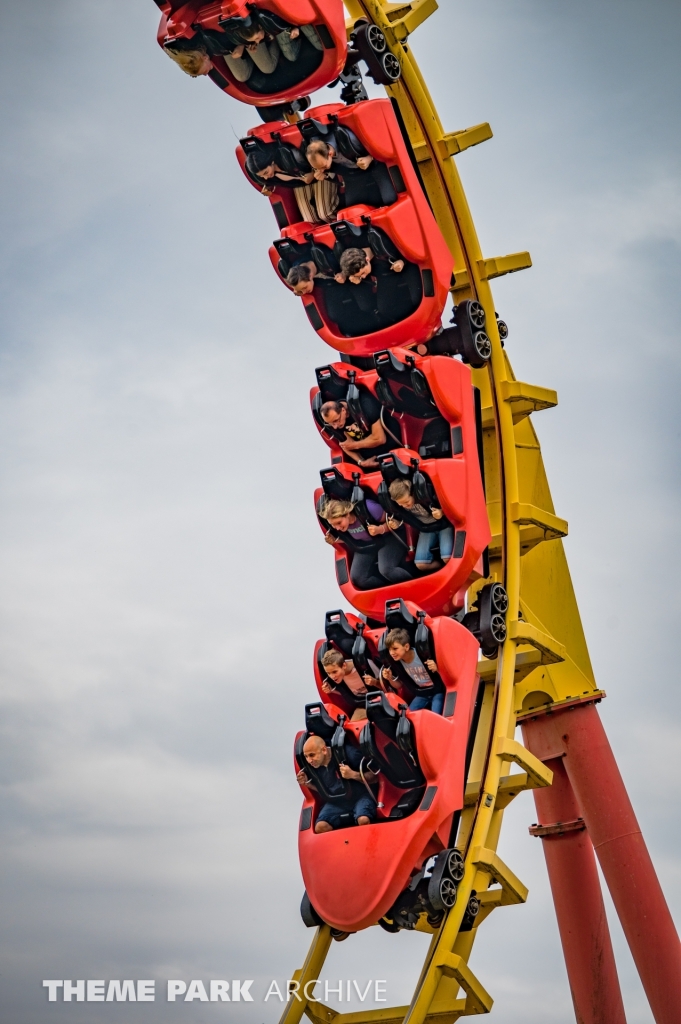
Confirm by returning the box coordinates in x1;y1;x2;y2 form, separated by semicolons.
304;701;339;740
350;620;380;682
295;707;355;812
331;220;365;249
377;600;442;697
384;600;437;666
298;117;333;144
360;694;424;788
334;124;365;161
312;369;382;444
241;134;308;178
273;236;310;278
373;350;438;419
319;467;381;526
387;786;426;820
315;363;350;398
417;416;452;459
375;452;414;517
304;232;341;277
385;597;418;634
324;609;357;657
319;466;354;501
375;453;439;515
322;612;381;689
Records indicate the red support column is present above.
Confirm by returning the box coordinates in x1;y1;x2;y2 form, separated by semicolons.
526;754;627;1024
523;701;681;1024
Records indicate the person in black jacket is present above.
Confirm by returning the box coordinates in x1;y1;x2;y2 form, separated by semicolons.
387;478;454;571
336;233;422;329
296;735;377;833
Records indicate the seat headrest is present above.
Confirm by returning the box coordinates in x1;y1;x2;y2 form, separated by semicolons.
366;691;400;726
315;364;348;400
306;238;340;277
374;350;409;377
377;452;413;482
324;610;357;658
304;702;338;740
414;611;435;664
385;598;417;634
320;467;354;500
332;221;364;244
298;118;332;143
273;237;308;260
240;135;267;153
218;12;254;30
334;125;366;161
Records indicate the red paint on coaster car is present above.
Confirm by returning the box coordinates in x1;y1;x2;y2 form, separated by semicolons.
234;100;453;355
296;612;480;932
310;347;483;464
312;358;490;620
156;0;346;108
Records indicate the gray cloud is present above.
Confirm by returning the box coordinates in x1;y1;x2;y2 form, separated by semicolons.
0;0;678;1020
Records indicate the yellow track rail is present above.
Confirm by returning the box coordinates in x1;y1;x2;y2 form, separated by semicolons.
281;3;603;1021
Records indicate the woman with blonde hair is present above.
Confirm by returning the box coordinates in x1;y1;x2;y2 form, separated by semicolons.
162;12;323;84
319;496;412;591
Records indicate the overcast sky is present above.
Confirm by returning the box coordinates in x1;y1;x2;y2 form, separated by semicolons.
0;1;679;1022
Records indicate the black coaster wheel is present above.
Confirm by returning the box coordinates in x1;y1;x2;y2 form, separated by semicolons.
480;582;507;654
427;849;460;912
468;300;486;330
365;23;387;52
460;892;481;931
301;891;324;928
446;848;465;882
496;317;509;342
453;300;491;368
462;583;508;657
331;928;350;941
490;582;508;615
471;330;492;363
380;52;401;82
353;22;402;85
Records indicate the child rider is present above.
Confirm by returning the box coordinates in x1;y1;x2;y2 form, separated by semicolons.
381;627;444;715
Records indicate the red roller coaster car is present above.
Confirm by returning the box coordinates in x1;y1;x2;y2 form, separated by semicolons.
312;356;490;620
295;601;482;933
155;0;347;109
310;346;487;465
235;100;454;356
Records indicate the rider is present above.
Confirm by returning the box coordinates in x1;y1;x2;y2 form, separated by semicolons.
296;735;377;833
319;397;399;468
320;649;381;720
387;478;454;571
163;12;322;82
246;145;339;224
381;627;444;715
305;135;395;208
319;497;412;590
336;242;420;329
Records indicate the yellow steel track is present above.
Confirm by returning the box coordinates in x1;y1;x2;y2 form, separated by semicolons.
281;3;603;1021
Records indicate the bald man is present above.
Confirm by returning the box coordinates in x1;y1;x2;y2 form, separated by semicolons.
296;734;377;833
